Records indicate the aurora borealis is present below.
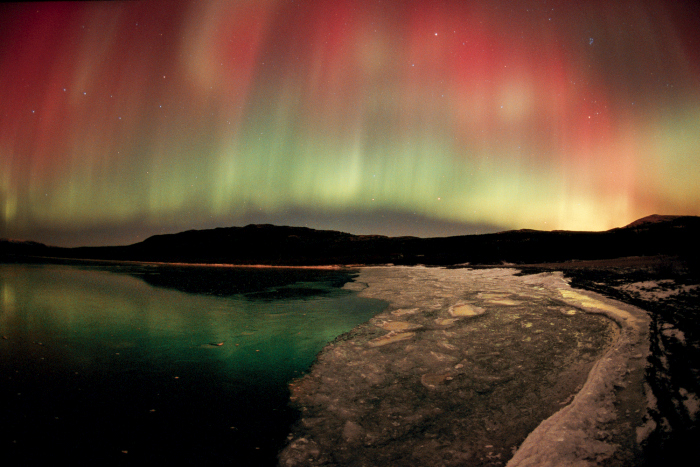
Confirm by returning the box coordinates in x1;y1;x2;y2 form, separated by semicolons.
1;0;699;247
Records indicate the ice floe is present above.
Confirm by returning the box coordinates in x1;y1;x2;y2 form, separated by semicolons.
280;267;651;467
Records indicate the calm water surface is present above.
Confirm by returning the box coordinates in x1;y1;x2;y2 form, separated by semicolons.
0;262;386;465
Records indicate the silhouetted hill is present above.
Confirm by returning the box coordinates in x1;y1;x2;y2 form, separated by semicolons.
619;214;685;229
0;239;53;257
2;215;699;266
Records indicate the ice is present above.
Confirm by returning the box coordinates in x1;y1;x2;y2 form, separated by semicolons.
280;267;651;466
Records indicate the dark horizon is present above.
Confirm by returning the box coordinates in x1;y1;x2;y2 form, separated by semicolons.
2;212;682;249
4;214;698;269
2;209;509;248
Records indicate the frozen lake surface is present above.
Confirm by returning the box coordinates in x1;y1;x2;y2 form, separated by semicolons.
281;267;650;466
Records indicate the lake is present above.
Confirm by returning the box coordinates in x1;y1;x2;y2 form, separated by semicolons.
0;262;387;465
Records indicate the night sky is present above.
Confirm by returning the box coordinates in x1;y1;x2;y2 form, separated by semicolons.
1;0;699;247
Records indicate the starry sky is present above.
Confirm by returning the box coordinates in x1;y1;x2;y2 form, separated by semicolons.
1;0;699;247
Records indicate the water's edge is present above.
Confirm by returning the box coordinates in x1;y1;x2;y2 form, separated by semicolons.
0;262;387;465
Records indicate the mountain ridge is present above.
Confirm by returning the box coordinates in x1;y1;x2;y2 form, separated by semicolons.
2;215;699;266
619;214;686;229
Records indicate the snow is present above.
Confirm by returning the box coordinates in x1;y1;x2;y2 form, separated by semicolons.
617;280;699;300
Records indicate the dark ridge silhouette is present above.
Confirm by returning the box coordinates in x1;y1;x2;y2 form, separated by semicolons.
618;214;684;229
2;215;699;266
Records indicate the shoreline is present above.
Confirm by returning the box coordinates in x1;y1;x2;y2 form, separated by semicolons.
3;255;349;270
2;253;684;271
